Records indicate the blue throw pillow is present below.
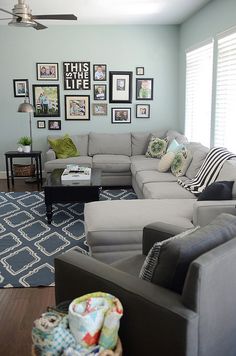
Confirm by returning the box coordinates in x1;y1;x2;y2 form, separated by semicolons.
167;139;183;153
197;181;233;201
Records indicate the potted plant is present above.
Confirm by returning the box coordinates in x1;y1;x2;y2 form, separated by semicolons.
18;136;32;153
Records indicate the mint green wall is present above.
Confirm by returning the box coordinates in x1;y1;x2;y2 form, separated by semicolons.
179;0;236;134
0;25;179;171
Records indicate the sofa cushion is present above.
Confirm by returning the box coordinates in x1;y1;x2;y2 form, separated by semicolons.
69;134;89;156
143;213;236;294
166;130;188;144
146;137;168;158
185;142;209;179
130;157;160;176
48;135;79;159
89;132;131;156
136;171;177;192
131;132;151;156
197;181;234;201
158;152;176;172
143;182;196;199
171;147;192;177
216;159;236;181
44;156;92;173
112;255;145;277
92;155;131;173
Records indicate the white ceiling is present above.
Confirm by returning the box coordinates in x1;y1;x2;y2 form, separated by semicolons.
0;0;212;26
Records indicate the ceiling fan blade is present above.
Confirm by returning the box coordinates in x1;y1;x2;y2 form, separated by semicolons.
32;14;77;20
33;21;48;30
0;17;13;20
0;8;21;18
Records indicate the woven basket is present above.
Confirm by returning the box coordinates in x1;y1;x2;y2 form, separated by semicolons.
32;338;122;356
13;164;35;177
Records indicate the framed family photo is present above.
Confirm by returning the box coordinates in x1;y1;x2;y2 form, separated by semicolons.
37;120;46;129
93;64;107;81
13;79;29;97
136;67;144;75
92;103;108;116
136;104;150;118
36;63;59;81
94;84;106;100
48;120;61;130
65;95;90;121
32;84;60;117
136;78;153;100
111;108;131;124
109;71;132;103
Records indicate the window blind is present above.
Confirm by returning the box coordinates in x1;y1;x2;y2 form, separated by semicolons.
185;41;213;147
214;30;236;153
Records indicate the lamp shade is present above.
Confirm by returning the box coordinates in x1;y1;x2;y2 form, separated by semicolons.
18;101;35;113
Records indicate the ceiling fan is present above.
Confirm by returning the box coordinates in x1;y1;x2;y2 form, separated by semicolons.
0;0;77;30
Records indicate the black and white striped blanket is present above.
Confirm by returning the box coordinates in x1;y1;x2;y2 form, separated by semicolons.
178;147;236;195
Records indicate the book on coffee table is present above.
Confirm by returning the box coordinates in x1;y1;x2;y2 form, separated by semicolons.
61;165;91;183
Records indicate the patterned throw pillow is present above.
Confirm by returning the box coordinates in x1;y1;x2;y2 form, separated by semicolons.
139;227;199;282
171;147;192;177
145;137;168;158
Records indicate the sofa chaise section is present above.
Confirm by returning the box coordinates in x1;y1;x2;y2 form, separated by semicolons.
84;198;195;263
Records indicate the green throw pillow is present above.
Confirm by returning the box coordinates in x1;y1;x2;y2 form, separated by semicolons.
48;135;80;159
146;136;168;158
171;147;192;177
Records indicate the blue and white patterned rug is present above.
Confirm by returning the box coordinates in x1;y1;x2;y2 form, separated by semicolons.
0;189;136;288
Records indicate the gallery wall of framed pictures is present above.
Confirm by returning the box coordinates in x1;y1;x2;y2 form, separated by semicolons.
13;60;154;131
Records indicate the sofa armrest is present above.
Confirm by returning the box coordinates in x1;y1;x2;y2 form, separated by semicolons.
142;222;189;255
55;249;198;356
193;200;236;227
45;149;56;161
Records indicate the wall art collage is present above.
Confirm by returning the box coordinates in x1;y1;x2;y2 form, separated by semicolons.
13;62;154;130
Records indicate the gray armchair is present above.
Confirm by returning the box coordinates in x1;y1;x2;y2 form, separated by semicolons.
55;221;236;356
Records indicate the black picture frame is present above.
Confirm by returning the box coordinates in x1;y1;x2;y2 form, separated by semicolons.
111;107;131;124
36;63;59;81
93;84;107;101
13;79;29;97
136;78;154;100
136;104;150;118
63;61;91;90
93;64;107;81
32;84;60;117
109;71;132;103
37;120;46;129
136;67;144;75
92;103;108;116
48;120;61;130
65;95;90;121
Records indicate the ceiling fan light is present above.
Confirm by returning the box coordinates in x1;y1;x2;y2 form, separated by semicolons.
8;18;35;27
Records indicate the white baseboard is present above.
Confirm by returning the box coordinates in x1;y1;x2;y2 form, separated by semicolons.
0;171;6;179
0;171;46;179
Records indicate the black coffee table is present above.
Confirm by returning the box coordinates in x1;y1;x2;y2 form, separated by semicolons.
44;168;102;224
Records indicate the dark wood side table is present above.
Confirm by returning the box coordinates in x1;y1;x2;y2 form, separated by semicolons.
4;151;43;190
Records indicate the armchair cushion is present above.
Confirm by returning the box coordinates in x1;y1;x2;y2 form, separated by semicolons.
140;213;236;294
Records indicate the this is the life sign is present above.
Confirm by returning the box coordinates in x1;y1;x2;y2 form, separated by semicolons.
63;62;90;90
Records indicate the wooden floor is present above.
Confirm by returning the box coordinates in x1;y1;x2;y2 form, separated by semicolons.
0;179;55;356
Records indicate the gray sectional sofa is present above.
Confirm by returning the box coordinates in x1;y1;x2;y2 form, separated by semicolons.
45;130;236;263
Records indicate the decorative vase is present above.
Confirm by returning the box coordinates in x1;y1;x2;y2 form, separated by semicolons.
23;145;31;153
